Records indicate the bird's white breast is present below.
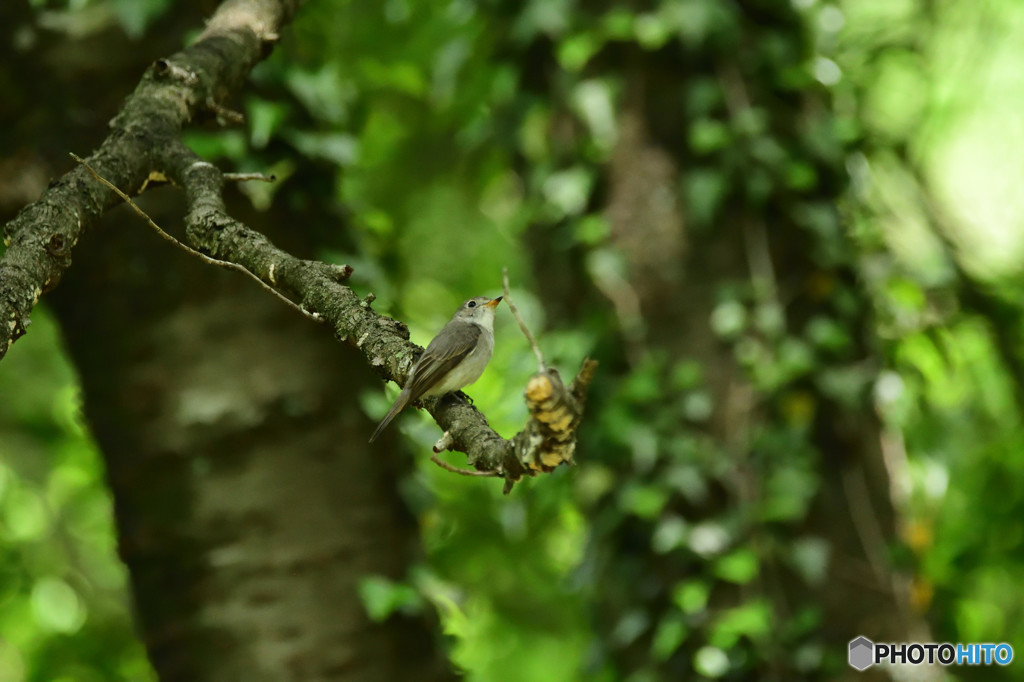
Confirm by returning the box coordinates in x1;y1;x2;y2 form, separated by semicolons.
423;324;494;397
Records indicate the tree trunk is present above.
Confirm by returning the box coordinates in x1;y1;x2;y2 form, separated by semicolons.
2;7;450;679
47;194;448;681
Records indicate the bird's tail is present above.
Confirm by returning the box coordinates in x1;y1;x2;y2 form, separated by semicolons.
369;389;411;443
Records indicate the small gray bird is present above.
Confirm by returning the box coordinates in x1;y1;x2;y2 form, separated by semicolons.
369;296;502;443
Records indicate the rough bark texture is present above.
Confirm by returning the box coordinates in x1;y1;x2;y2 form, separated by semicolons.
0;0;299;359
49;197;450;682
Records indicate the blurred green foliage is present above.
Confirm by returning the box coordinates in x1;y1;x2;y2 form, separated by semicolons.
0;310;155;681
6;0;1024;680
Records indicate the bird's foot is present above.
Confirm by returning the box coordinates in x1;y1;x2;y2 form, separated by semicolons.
441;391;473;406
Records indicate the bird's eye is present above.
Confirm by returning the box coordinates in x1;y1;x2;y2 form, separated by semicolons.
467;301;477;308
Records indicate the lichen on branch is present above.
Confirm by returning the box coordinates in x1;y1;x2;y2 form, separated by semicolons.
0;0;300;359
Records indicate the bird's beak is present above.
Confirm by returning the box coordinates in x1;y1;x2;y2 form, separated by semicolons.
485;296;502;308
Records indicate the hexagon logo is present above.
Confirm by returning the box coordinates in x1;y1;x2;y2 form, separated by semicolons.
849;636;874;671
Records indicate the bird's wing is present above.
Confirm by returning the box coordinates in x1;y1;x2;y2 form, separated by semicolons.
404;322;482;402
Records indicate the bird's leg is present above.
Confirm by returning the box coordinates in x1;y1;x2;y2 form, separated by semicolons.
441;390;473;406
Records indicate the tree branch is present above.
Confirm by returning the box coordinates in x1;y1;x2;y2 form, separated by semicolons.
70;153;320;323
0;0;595;490
0;0;301;358
157;142;596;491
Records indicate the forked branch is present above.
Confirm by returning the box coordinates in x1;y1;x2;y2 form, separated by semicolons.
0;0;596;491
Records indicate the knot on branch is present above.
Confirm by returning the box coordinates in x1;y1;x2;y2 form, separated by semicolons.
47;232;69;257
152;58;199;86
310;260;353;283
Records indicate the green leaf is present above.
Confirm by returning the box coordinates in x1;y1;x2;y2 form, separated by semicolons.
693;646;729;678
672;581;710;614
3;485;49;541
619;484;669;519
30;577;85;634
183;131;248;161
785;161;818;190
652;516;689;554
689;119;731;154
542;167;594;218
247;98;289;150
651;615;688;661
285;66;352;124
634;14;671;49
805;316;852;353
710;300;747;339
602;9;634;38
789;537;830;586
761;465;817;521
714;549;759;584
610;610;650;647
669;361;703;390
685;169;729;227
357;575;425;623
573;215;610;245
111;0;172;39
286;131;360;165
558;33;602;72
710;600;772;647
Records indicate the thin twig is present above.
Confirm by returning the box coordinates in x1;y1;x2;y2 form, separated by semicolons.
208;100;245;126
429;454;501;477
502;267;546;372
69;153;321;324
433;431;454;453
224;172;277;183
